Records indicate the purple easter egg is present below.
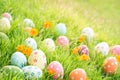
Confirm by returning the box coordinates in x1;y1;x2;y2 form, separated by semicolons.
78;45;89;55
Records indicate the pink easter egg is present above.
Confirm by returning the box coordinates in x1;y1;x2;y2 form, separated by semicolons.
47;61;64;79
110;45;120;55
78;45;89;55
2;13;12;22
56;36;69;47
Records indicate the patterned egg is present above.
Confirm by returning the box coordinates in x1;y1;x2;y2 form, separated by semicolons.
94;42;109;55
2;13;12;22
0;17;11;32
22;66;42;79
28;50;47;70
11;52;27;68
43;38;55;52
23;18;35;27
0;32;9;40
25;37;37;50
110;45;120;55
69;68;87;80
56;23;67;35
0;66;24;79
103;57;118;74
56;36;69;47
78;45;89;55
47;61;64;79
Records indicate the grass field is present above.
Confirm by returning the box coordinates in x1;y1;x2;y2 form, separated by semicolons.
0;0;120;80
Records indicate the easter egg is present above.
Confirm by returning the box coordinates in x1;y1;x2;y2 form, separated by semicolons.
56;36;69;47
110;45;120;55
43;38;55;52
11;52;27;68
78;45;89;55
23;18;35;27
24;27;32;33
69;68;87;80
47;61;64;79
0;17;11;32
25;37;37;50
22;66;42;79
94;42;109;55
56;23;67;35
28;50;47;70
103;57;118;74
0;32;9;40
0;66;24;78
2;13;12;22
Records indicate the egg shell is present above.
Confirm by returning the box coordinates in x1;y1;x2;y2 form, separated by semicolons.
0;17;11;32
56;23;67;35
11;52;27;68
25;37;37;50
69;68;86;80
56;36;69;47
43;38;55;52
0;66;24;78
78;45;89;55
94;42;109;55
28;50;47;70
47;61;64;79
103;57;118;74
22;66;42;79
0;32;9;40
110;45;120;55
23;18;35;27
2;13;12;22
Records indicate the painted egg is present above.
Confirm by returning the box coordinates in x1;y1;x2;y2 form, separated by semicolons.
2;13;12;22
56;36;69;47
56;23;67;35
0;66;24;78
94;42;109;55
22;66;42;79
0;32;9;40
23;18;35;27
28;50;47;70
11;52;27;68
110;45;120;55
25;37;37;50
78;45;89;55
47;61;64;79
103;57;118;74
69;68;87;80
43;38;55;52
0;17;11;32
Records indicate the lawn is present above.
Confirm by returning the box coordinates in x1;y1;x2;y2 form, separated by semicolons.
0;0;120;80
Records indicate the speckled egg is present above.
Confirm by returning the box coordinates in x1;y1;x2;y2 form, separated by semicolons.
110;45;120;55
23;18;35;27
47;61;64;79
25;37;37;50
103;57;118;74
0;32;9;40
0;66;24;78
56;23;67;35
28;50;47;70
2;13;12;22
43;38;55;52
94;42;109;55
11;52;27;68
69;68;87;80
56;36;69;47
0;17;11;32
78;45;89;55
22;66;42;79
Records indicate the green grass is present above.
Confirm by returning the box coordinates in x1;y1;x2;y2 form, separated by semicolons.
0;0;120;80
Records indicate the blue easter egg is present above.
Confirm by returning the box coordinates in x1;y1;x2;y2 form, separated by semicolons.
11;52;27;68
56;23;67;35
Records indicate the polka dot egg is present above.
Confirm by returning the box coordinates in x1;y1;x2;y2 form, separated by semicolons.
28;50;47;70
11;52;27;68
47;61;64;79
78;45;89;55
103;57;118;74
22;66;42;79
94;42;109;55
69;68;86;80
56;23;67;35
23;18;35;27
2;12;12;22
56;36;69;47
110;45;120;55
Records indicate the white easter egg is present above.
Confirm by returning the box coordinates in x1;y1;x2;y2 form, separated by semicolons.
23;18;35;27
56;23;67;35
2;13;12;22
